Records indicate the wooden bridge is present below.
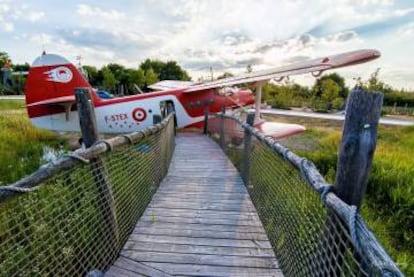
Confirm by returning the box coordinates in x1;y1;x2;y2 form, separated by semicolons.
0;90;404;277
105;133;282;276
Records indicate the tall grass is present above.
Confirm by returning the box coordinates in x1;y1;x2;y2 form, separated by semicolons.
286;125;414;275
0;109;65;185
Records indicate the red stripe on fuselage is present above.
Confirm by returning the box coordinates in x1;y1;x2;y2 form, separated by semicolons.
27;87;254;120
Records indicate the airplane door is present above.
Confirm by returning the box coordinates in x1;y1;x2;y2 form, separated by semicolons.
160;100;177;127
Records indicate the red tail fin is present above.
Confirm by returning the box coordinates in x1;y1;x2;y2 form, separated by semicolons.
25;53;92;120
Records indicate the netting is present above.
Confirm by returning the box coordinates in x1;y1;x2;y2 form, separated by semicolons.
0;114;175;277
207;113;403;277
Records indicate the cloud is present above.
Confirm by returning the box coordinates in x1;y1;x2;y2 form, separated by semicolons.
57;27;157;52
283;55;311;64
3;0;414;89
76;4;124;21
327;31;358;42
27;11;45;22
0;1;45;32
3;22;14;32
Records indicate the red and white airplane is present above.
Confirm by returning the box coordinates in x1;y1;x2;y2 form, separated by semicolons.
24;49;380;139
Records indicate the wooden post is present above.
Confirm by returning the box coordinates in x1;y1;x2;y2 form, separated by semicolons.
335;89;383;208
203;104;209;135
76;88;98;148
242;111;255;188
219;105;226;149
320;88;383;276
75;88;120;255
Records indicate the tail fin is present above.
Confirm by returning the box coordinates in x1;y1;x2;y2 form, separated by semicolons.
25;53;93;128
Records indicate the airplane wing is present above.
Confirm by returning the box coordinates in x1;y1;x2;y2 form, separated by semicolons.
148;80;196;91
184;49;380;92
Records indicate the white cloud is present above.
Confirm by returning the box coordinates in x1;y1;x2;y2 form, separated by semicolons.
27;11;45;22
3;22;14;32
76;4;124;21
0;1;45;32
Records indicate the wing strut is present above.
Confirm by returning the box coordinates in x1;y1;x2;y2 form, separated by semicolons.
254;82;266;125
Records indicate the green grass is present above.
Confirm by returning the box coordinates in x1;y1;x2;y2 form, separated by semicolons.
276;117;414;275
0;102;66;185
0;99;25;111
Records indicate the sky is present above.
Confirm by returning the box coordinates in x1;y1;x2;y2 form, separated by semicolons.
1;0;413;89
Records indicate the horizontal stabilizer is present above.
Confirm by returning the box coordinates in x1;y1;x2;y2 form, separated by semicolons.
27;95;76;107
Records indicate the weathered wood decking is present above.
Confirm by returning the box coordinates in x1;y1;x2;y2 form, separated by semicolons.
105;133;282;277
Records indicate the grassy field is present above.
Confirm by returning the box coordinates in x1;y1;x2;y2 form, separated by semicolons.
0;100;66;185
267;115;414;275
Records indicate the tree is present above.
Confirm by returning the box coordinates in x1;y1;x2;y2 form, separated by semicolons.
312;73;348;98
363;68;391;94
320;79;341;110
0;52;9;68
139;59;190;81
101;67;118;92
127;68;145;92
83;65;99;86
12;63;29;72
144;68;158;87
162;61;191;81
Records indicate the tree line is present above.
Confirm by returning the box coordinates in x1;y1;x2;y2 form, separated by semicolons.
83;58;191;95
0;51;191;95
261;70;414;114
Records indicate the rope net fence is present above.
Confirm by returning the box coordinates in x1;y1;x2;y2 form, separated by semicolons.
0;114;175;277
207;113;403;277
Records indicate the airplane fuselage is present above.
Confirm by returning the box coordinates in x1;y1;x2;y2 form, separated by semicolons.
29;88;254;133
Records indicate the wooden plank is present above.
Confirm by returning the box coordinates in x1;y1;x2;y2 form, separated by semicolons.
122;251;278;269
154;191;248;199
157;186;247;194
148;201;256;212
123;241;275;257
151;194;251;203
132;226;269;240
143;207;260;221
142;262;283;277
127;234;273;249
159;182;246;189
139;215;262;226
106;256;172;277
135;221;266;234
